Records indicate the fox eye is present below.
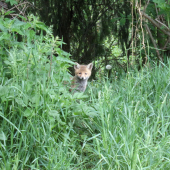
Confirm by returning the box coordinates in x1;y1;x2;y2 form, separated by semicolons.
79;73;81;74
85;73;87;75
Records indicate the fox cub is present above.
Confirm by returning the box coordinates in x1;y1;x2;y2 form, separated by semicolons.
71;62;93;92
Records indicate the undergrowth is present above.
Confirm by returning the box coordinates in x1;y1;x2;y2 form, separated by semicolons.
1;12;170;170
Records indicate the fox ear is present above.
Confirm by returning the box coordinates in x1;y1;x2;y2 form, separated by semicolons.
74;62;80;69
87;63;93;70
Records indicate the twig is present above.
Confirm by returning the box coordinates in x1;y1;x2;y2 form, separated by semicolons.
131;0;134;62
143;0;150;13
48;47;54;79
155;19;170;31
140;11;170;37
136;1;147;63
154;3;158;15
5;1;38;19
6;1;33;12
145;24;162;62
162;37;170;50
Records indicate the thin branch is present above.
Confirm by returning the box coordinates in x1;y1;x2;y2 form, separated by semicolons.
155;18;170;31
6;1;33;12
48;47;54;79
141;11;170;37
162;37;170;50
136;2;147;63
145;24;162;62
131;0;134;62
154;3;158;15
143;0;150;12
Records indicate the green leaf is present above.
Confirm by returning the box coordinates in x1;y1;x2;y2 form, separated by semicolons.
120;18;126;26
4;11;15;16
56;56;75;64
4;60;11;65
15;98;26;107
49;110;66;125
11;27;24;35
83;106;98;118
27;30;35;40
14;19;26;27
73;92;88;99
5;0;18;6
0;23;7;32
0;32;10;41
0;131;7;141
23;23;32;29
17;15;27;21
23;108;33;117
153;0;165;3
0;85;8;97
49;110;59;117
36;22;48;31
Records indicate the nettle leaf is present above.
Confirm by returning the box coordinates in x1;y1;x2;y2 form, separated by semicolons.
0;32;10;41
0;131;7;141
23;108;34;117
153;0;168;10
13;19;26;27
48;110;66;125
153;0;165;3
0;85;8;97
72;92;88;99
5;0;18;6
10;19;26;35
27;30;35;40
36;22;48;31
111;18;118;23
11;28;24;35
0;23;7;32
120;18;126;26
56;56;75;64
61;50;71;57
83;106;98;118
4;18;15;29
17;15;27;21
15;98;26;107
4;60;11;65
49;110;59;117
5;11;15;16
23;23;32;29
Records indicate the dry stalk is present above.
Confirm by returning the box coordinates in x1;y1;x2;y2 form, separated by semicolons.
5;1;36;19
136;0;148;64
162;37;170;50
131;0;134;62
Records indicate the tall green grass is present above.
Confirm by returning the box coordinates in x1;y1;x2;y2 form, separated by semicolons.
1;14;170;169
87;62;170;169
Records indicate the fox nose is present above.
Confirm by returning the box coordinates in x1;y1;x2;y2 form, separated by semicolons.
80;76;86;80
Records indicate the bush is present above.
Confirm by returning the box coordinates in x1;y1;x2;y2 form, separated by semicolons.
0;13;96;169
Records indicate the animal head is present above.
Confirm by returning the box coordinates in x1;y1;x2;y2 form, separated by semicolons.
74;62;93;80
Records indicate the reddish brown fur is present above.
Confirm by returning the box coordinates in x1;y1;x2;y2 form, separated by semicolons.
74;65;92;79
71;63;93;92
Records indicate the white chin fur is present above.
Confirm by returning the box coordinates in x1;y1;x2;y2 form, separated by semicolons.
79;77;87;80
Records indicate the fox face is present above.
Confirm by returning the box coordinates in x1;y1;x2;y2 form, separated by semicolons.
71;62;93;92
74;62;93;80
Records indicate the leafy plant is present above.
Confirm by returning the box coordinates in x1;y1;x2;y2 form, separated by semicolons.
0;12;97;169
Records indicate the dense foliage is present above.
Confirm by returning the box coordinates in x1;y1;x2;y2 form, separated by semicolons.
1;0;170;169
0;13;96;169
26;0;132;75
22;0;170;77
2;0;170;76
